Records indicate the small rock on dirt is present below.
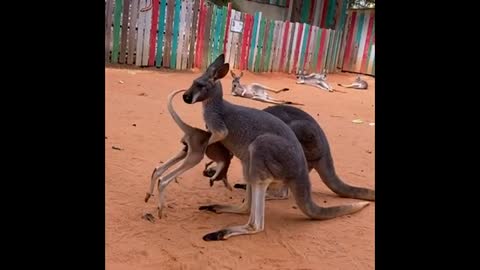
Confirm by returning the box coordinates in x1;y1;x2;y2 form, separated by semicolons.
138;92;147;96
292;206;297;209
118;80;124;84
132;123;136;127
142;213;155;223
112;146;123;151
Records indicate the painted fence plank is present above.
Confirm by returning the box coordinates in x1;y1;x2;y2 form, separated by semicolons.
299;24;310;73
260;19;269;72
342;11;357;71
135;0;146;66
265;20;274;72
292;23;304;73
170;0;181;68
279;21;289;72
218;6;227;58
148;0;159;66
255;17;266;72
156;0;167;67
202;4;213;69
176;0;186;70
248;12;259;71
141;2;152;66
355;12;369;72
127;0;139;64
188;0;200;68
361;17;375;74
105;0;114;61
111;0;123;63
163;0;175;67
223;3;232;55
119;0;131;64
350;11;365;71
235;12;244;69
182;0;193;70
194;0;205;68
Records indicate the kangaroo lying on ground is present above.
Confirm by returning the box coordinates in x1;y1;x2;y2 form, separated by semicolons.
204;104;375;201
183;54;369;241
145;89;233;218
296;73;346;93
338;76;368;90
296;69;328;80
230;70;304;105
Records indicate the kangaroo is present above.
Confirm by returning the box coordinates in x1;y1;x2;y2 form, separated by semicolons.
145;89;233;218
231;70;304;106
205;104;375;201
338;76;368;90
183;54;369;241
296;69;327;81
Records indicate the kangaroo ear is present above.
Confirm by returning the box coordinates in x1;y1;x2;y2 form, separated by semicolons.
206;54;225;77
214;63;230;80
240;71;244;78
230;70;236;78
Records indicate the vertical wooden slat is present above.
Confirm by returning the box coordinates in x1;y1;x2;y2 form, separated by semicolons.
105;0;114;61
321;29;331;71
209;6;218;65
337;8;351;69
111;0;123;63
342;11;357;71
255;18;266;72
163;0;175;67
240;13;251;70
194;0;205;68
182;0;193;70
148;0;159;66
234;12;244;69
249;12;261;71
312;26;321;71
291;23;303;73
135;0;146;66
286;22;296;73
350;11;365;71
155;0;167;67
228;10;237;69
316;28;326;72
301;24;312;73
202;4;213;69
279;21;290;72
355;11;370;72
312;0;321;27
141;2;152;66
259;19;269;72
264;20;274;72
219;7;227;58
362;17;375;74
176;0;186;69
188;0;200;69
305;25;315;73
271;21;280;72
170;0;182;68
223;4;232;55
300;0;310;23
127;0;139;64
119;0;131;64
320;0;329;28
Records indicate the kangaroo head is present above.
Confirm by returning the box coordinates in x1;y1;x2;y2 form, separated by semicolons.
183;54;230;104
230;70;243;90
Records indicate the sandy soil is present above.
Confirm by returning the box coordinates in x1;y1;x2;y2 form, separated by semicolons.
106;67;375;270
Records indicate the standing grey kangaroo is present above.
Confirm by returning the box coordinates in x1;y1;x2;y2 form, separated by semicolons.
182;54;369;241
205;104;375;201
230;70;303;105
338;76;369;90
146;89;233;218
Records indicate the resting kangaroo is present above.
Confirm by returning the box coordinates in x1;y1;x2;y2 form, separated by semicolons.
296;69;327;80
338;76;368;90
205;104;375;201
183;54;369;241
231;70;304;106
145;89;233;218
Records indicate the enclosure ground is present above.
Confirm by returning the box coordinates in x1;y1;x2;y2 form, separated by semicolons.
106;67;375;270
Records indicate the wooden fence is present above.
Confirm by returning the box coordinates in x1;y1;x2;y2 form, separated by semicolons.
105;0;343;74
338;8;375;75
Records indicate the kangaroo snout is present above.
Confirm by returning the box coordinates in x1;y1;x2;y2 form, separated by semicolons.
183;93;193;104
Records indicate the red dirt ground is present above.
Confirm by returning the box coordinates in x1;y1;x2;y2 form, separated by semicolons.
106;67;375;270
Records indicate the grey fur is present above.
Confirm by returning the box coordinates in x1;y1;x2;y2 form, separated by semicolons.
206;105;375;201
338;76;368;90
145;89;233;218
183;54;370;241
